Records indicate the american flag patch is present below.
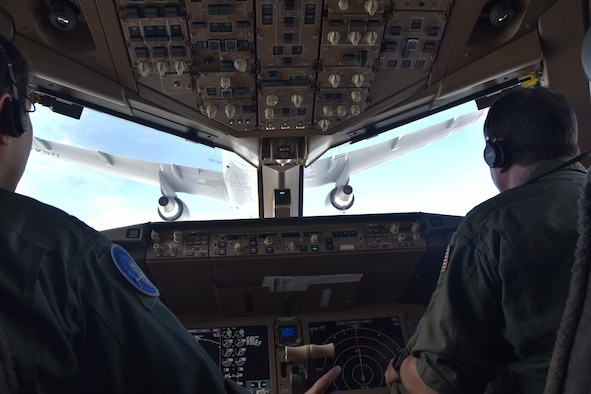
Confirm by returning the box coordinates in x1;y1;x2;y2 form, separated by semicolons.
441;244;450;272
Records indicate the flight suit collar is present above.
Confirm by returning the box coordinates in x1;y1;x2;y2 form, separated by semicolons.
519;158;587;186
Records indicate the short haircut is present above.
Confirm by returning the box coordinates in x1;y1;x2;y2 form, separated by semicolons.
483;86;580;166
0;35;32;109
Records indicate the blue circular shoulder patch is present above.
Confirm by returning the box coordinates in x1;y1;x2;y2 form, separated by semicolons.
111;244;160;297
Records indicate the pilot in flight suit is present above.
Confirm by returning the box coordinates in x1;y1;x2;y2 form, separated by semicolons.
0;34;257;394
387;86;588;394
400;159;587;393
0;188;242;393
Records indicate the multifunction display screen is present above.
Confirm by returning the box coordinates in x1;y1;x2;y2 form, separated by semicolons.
190;325;271;394
308;316;405;391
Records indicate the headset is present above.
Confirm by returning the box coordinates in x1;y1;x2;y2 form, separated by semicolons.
484;139;511;168
0;40;27;137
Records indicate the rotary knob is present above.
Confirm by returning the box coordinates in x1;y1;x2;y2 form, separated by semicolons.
150;230;160;243
173;230;183;243
328;74;341;88
327;31;340;45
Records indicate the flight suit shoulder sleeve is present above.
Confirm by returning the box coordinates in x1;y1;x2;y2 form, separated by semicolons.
74;240;230;393
404;224;504;393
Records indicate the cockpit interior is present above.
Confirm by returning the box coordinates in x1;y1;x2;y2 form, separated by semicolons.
2;0;590;392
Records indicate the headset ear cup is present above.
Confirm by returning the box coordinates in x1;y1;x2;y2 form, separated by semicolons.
0;99;24;137
484;140;509;168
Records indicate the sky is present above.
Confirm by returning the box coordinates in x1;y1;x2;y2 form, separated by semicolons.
17;101;499;231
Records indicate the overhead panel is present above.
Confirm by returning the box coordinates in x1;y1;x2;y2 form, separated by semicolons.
186;0;258;132
315;0;388;132
256;0;322;132
367;0;451;109
114;0;493;138
380;2;449;72
119;1;195;103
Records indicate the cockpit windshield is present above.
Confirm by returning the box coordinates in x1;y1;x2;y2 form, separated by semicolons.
20;101;498;231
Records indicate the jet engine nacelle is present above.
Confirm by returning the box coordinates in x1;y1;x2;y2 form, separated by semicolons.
157;196;190;221
327;185;354;211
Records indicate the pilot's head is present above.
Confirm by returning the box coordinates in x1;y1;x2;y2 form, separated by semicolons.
0;35;34;191
482;86;579;190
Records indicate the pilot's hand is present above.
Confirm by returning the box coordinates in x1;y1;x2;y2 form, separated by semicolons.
304;366;342;394
385;358;401;389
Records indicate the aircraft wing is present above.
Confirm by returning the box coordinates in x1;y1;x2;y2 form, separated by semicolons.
304;109;488;188
31;137;228;204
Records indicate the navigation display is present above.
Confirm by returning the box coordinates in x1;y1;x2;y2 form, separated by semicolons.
307;316;405;391
190;325;271;394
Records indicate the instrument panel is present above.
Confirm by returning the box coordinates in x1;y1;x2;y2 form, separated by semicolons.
307;315;405;391
184;306;415;394
116;0;451;136
190;324;272;393
103;212;461;393
147;217;426;259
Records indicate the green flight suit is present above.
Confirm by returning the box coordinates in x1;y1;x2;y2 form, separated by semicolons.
392;159;587;394
0;188;244;393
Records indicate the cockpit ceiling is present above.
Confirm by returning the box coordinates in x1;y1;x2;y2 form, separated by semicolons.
132;0;449;135
2;0;556;164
